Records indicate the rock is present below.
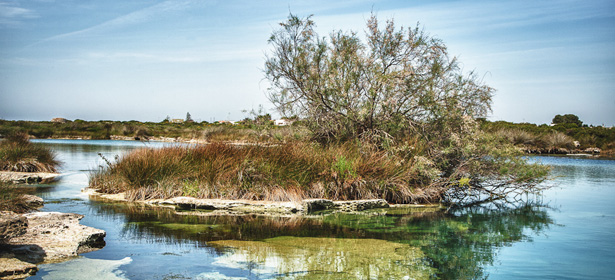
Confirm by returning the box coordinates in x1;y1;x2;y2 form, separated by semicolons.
302;199;335;212
7;212;106;263
0;171;59;184
584;147;602;154
0;212;28;244
332;199;390;211
0;254;38;280
21;195;44;210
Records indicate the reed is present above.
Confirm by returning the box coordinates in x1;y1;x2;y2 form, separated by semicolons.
0;132;59;172
90;141;432;203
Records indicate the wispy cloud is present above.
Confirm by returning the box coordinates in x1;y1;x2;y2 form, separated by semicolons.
25;0;196;48
0;2;38;26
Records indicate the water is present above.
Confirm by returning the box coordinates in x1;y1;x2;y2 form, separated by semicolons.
24;140;615;279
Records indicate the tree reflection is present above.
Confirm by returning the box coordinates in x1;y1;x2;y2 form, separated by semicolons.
88;201;553;279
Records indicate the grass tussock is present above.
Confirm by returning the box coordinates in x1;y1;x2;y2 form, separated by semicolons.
90;142;437;204
0;181;36;213
0;132;60;172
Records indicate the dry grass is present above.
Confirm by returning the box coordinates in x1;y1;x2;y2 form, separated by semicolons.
497;129;537;146
90;142;437;204
0;181;36;213
541;131;574;150
0;132;59;172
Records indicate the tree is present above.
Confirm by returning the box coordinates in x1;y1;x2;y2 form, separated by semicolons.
552;114;582;127
185;112;194;123
265;13;494;144
265;13;548;206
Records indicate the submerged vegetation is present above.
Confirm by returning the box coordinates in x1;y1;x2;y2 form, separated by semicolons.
0;132;59;172
88;13;551;206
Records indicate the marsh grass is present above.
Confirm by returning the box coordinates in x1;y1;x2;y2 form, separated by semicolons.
90;142;432;203
0;132;59;172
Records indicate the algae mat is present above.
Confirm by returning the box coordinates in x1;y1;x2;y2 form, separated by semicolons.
208;236;434;279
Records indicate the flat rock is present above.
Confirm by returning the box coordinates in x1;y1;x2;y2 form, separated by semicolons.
0;171;59;184
7;212;106;263
0;254;38;280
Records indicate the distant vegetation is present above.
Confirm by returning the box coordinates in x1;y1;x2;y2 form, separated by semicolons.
0;118;308;143
481;115;615;153
0;132;59;173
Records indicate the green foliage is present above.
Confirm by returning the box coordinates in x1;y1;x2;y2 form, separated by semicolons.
552;114;582;127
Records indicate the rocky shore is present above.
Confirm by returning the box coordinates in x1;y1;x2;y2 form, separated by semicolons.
0;172;59;185
0;203;106;279
87;189;439;217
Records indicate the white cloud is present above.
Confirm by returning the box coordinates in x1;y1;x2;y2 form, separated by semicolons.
0;2;38;26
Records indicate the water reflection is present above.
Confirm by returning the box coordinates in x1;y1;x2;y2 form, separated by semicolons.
87;201;553;279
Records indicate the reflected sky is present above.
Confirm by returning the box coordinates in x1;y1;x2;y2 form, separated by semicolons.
24;140;615;279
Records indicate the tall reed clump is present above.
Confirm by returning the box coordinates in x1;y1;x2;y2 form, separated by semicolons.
0;132;59;172
89;142;435;203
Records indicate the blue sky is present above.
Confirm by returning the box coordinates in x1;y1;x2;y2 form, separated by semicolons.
1;0;613;125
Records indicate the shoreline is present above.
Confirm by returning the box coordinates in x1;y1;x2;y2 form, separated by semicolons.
30;136;614;157
85;189;443;217
0;171;60;184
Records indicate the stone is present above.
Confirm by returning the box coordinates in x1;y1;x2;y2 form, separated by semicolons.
0;171;59;184
0;254;38;280
21;195;44;210
332;199;390;211
0;211;27;244
7;212;106;263
302;199;335;212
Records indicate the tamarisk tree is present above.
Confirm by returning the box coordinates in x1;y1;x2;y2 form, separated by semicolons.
265;14;493;144
264;14;549;205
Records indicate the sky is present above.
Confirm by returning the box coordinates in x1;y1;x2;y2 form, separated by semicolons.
0;0;614;125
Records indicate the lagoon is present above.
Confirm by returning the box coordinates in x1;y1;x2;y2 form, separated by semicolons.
26;140;615;279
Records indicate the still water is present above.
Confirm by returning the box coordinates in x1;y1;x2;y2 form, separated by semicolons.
26;140;615;279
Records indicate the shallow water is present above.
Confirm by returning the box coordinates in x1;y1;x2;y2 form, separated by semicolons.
25;140;615;279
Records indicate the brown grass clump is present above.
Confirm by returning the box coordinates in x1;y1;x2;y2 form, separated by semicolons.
541;131;574;150
497;129;537;146
0;181;36;213
0;132;60;172
90;142;438;204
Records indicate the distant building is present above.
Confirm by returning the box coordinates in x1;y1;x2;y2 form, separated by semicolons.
218;120;237;125
274;119;294;126
171;119;184;124
51;118;69;124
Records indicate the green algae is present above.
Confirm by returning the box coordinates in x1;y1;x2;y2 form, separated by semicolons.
209;237;435;279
